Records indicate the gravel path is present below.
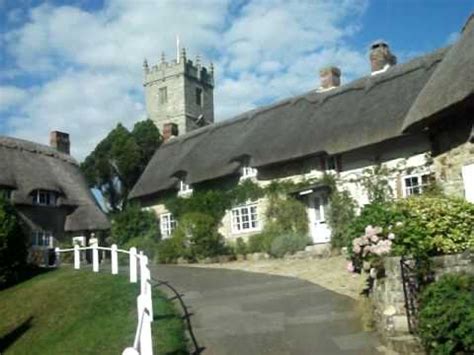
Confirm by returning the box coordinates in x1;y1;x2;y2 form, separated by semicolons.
184;255;365;300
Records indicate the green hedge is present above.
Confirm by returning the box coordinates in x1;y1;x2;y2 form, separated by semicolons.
418;273;474;354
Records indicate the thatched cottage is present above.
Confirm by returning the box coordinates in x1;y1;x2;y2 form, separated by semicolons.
130;14;474;244
0;132;110;263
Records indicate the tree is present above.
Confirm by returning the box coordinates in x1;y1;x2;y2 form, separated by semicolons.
81;120;161;211
0;197;27;288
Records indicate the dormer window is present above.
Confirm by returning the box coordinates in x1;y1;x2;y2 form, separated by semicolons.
32;190;57;206
178;180;193;197
324;156;341;172
242;166;258;179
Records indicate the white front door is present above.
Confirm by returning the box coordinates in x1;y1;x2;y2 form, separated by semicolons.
308;194;331;244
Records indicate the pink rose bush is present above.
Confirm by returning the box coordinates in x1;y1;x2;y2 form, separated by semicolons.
349;225;395;275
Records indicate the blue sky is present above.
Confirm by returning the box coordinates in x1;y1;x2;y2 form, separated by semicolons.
0;0;472;159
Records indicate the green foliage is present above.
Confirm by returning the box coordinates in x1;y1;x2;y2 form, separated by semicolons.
123;236;160;262
157;213;226;263
247;231;277;254
392;196;474;256
269;232;310;258
0;198;27;287
234;237;248;255
418;273;474;355
265;196;308;236
110;204;159;245
156;234;188;264
81;120;161;210
347;196;474;262
327;188;357;249
360;165;393;203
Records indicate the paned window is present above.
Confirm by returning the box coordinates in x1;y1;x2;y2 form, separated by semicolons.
160;213;176;238
403;174;430;197
159;87;168;104
324;156;341;172
32;190;57;206
32;231;54;247
178;180;193;196
195;87;203;106
242;166;258;179
231;204;259;234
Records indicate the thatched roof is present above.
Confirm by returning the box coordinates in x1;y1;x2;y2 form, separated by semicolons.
130;45;451;200
0;136;110;232
403;14;474;131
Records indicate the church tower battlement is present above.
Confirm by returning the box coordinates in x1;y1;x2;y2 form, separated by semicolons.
143;47;215;139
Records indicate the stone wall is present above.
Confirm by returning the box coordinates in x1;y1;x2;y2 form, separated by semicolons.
372;252;474;339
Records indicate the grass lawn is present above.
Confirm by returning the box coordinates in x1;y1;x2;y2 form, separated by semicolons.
0;267;188;354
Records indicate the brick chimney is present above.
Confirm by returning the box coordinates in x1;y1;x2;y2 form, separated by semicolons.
319;66;341;91
163;123;178;142
50;131;70;154
370;41;397;74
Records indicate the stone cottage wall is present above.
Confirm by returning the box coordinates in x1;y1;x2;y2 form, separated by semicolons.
372;252;474;338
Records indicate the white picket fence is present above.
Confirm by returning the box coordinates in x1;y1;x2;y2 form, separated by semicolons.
55;243;154;355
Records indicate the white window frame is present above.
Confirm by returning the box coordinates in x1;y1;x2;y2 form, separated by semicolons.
32;231;54;247
178;180;193;197
241;166;258;179
402;173;430;197
231;203;260;234
160;213;176;238
32;190;57;206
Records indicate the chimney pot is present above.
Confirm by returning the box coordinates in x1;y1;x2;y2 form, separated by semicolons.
50;131;70;154
319;66;341;91
370;40;397;73
163;123;178;142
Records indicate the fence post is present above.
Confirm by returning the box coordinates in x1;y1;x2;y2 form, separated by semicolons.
54;247;61;267
74;244;80;270
111;244;118;275
140;253;147;295
138;294;153;355
130;247;137;283
144;266;153;321
92;242;99;272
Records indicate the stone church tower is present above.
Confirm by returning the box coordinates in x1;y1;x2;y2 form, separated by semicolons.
143;48;214;139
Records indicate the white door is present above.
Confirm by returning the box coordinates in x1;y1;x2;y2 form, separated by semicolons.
462;164;474;203
308;195;331;244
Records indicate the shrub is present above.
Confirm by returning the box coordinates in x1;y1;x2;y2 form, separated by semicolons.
234;237;248;255
156;233;188;264
393;196;474;256
347;196;473;260
418;273;474;354
265;196;308;235
123;236;160;262
247;232;277;254
327;188;356;249
0;198;28;287
110;204;159;245
269;232;310;258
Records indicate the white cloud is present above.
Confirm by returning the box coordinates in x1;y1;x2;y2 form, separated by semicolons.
0;86;28;111
2;0;370;160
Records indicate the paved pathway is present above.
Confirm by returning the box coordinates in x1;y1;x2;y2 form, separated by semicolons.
152;265;382;355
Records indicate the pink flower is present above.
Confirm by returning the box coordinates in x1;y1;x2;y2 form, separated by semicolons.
370;234;379;243
347;261;354;273
365;225;376;236
353;245;361;254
